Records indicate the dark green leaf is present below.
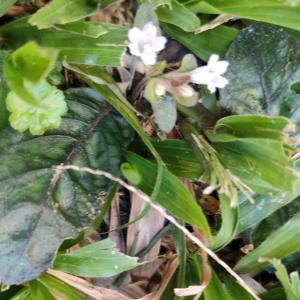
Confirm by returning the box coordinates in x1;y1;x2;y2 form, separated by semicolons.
220;24;300;126
163;23;238;61
54;239;138;277
29;0;100;29
0;88;133;285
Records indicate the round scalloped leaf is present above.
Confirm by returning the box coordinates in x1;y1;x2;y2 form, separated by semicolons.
220;24;300;126
0;88;133;285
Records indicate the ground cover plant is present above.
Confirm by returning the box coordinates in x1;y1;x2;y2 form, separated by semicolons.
1;0;300;299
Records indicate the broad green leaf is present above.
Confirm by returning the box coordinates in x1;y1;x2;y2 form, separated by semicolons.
220;24;300;126
209;115;295;195
153;139;204;179
163;23;238;61
54;21;107;38
121;152;211;238
54;239;138;277
38;274;85;300
29;0;100;29
187;0;300;31
235;211;300;273
152;94;177;133
157;0;200;32
0;0;16;17
0;88;133;285
4;42;67;135
215;115;290;140
0;17;126;67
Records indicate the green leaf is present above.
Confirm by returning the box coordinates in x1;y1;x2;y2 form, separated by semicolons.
54;239;138;277
29;0;100;29
54;21;107;38
0;0;17;17
30;281;56;300
156;0;200;32
121;152;211;238
210;194;239;251
220;24;300;126
209;115;295;194
215;115;290;140
0;17;126;67
187;0;300;31
153;139;204;179
235;211;300;273
0;88;133;285
38;274;85;300
152;94;177;133
4;42;67;135
163;23;238;61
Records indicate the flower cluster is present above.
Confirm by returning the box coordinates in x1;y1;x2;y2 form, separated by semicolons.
128;21;229;95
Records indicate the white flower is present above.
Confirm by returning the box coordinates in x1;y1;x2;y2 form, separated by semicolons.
128;22;167;65
190;54;229;93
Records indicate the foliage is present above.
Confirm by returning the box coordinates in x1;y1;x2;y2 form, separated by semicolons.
0;0;300;300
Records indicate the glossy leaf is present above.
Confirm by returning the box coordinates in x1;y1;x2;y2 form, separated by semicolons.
0;17;127;67
121;152;211;238
157;0;200;32
187;0;300;31
220;24;300;126
163;23;238;61
0;88;133;285
4;42;67;135
29;0;100;29
54;239;138;277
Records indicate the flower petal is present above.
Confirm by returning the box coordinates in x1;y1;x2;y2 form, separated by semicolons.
143;22;157;39
190;66;210;84
141;51;157;65
128;27;143;44
152;36;167;52
208;54;219;66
